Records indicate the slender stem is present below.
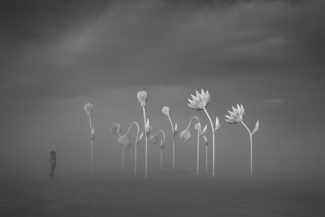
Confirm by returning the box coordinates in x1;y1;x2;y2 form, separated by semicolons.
122;147;124;172
206;145;208;173
167;115;175;169
197;129;200;176
203;107;215;178
142;106;148;178
160;149;163;172
241;121;253;176
88;116;93;174
188;116;200;128
126;122;140;175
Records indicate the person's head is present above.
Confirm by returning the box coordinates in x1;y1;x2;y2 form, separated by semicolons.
50;151;56;156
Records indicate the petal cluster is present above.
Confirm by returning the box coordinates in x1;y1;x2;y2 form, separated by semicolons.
117;134;131;149
162;106;170;116
188;89;211;111
137;91;148;107
180;127;191;142
84;103;94;116
225;104;245;124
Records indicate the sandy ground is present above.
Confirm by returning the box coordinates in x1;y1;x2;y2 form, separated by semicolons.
1;169;324;217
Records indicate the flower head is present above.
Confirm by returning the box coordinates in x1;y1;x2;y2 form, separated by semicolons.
225;104;245;124
188;89;211;111
162;106;170;116
136;132;144;145
180;127;191;142
110;123;122;136
117;134;131;149
173;123;178;136
149;134;158;145
84;103;94;116
137;91;148;107
145;119;152;136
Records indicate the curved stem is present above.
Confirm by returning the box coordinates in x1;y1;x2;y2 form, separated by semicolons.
188;116;200;128
126;122;140;175
241;121;253;176
203;107;215;178
142;106;148;178
156;130;166;142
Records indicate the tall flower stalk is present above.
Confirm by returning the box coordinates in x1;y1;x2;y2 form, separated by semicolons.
180;116;202;175
84;103;95;174
225;104;259;176
188;89;220;178
162;106;178;169
194;122;207;175
149;130;166;171
137;91;152;178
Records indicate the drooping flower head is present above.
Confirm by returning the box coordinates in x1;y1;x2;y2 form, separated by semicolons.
225;104;245;124
84;103;94;116
137;91;148;107
149;134;158;145
117;134;131;149
180;127;191;142
188;89;211;111
110;123;122;136
162;106;170;116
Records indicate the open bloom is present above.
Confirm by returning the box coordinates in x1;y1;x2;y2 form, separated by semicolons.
110;123;122;135
162;106;170;116
137;91;148;107
84;103;94;116
188;89;211;111
225;104;245;124
180;127;191;142
117;134;131;149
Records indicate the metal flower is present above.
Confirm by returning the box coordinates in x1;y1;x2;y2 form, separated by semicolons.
215;116;220;131
137;91;148;107
117;134;131;149
225;104;245;124
180;127;191;142
110;123;122;135
162;106;170;116
145;119;152;136
84;103;94;116
188;89;211;111
136;132;144;145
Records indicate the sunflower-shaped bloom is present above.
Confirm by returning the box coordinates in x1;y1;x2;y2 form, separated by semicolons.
84;103;94;116
117;134;131;149
225;104;245;124
180;127;191;142
110;123;122;135
137;91;148;107
188;89;211;111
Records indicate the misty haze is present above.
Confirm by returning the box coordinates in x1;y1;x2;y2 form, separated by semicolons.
1;0;325;216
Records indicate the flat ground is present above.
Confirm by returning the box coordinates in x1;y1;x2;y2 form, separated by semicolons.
1;169;324;217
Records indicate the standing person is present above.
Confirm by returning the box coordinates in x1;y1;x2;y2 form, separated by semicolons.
49;151;56;179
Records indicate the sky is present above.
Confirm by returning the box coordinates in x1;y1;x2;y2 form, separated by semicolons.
1;0;325;177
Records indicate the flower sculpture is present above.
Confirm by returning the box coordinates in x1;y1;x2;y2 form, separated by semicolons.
162;106;178;169
137;91;150;178
110;122;143;173
84;103;95;174
225;104;259;176
188;89;220;178
149;130;166;171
